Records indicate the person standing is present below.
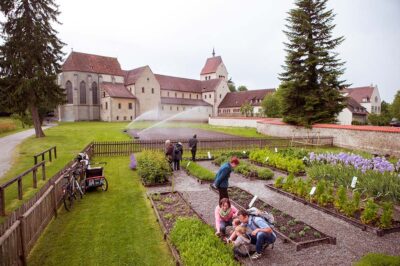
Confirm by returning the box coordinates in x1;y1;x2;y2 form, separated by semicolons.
165;140;174;169
188;134;198;161
172;142;183;171
213;157;239;200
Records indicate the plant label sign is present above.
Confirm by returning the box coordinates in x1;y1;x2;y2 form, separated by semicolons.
207;151;211;159
351;176;357;188
249;195;258;208
310;186;316;195
187;162;191;167
275;147;278;153
243;151;246;154
265;157;269;162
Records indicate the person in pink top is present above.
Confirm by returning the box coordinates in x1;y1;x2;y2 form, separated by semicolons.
215;198;238;236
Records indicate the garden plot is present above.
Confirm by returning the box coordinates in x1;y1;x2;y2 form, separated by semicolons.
211;186;336;251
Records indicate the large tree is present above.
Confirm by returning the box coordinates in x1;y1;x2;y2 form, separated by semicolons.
237;85;248;92
0;0;65;137
262;90;283;118
391;90;400;120
279;0;347;126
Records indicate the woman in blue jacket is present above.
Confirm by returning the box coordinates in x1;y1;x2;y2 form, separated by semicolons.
213;157;239;201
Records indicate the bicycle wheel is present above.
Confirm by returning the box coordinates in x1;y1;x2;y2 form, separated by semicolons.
101;178;108;191
63;190;74;211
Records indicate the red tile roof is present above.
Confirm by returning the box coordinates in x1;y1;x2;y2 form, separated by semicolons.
201;56;222;75
155;74;221;93
218;89;275;108
62;52;124;76
346;97;368;115
101;82;136;99
125;66;147;85
344;86;374;103
161;97;211;106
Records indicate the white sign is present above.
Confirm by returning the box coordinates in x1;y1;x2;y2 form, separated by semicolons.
351;176;358;188
207;151;211;159
243;151;246;154
249;195;258;208
265;157;269;162
310;186;316;195
275;147;278;153
187;162;191;167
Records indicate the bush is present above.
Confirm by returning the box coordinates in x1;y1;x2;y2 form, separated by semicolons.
354;253;400;266
182;160;215;181
170;218;239;266
137;150;171;185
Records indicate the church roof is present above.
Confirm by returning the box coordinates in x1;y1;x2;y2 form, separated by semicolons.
101;82;136;99
161;97;211;106
62;51;124;76
124;66;147;85
218;89;275;108
346;97;368;115
201;56;222;75
344;86;375;103
155;74;221;93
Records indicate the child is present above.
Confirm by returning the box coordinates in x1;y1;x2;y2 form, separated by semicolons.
233;226;255;257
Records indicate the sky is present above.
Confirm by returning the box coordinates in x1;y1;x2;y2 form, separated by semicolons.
54;0;399;102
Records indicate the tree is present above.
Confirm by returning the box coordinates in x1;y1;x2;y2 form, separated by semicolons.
279;0;347;127
262;91;283;118
237;85;248;92
240;102;254;117
0;0;66;138
391;90;400;120
228;78;236;92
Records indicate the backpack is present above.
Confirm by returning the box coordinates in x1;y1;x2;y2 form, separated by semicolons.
247;207;275;226
174;146;180;155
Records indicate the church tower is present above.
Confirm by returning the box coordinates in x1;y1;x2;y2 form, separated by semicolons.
200;49;228;81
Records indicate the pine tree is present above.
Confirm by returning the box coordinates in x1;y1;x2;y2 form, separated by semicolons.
0;0;65;137
279;0;347;126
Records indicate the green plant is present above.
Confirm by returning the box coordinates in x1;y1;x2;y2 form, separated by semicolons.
295;178;308;197
257;168;274;180
318;193;330;207
354;253;400;266
289;233;296;239
303;226;311;232
182;160;215;181
298;230;306;237
334;185;347;211
249;149;305;174
275;176;284;188
164;213;174;220
379;202;393;229
361;199;379;225
158;204;165;211
152;193;161;201
287;219;296;226
279;226;287;232
283;174;295;192
313;232;321;238
137;150;171;185
170;218;239;266
163;197;174;204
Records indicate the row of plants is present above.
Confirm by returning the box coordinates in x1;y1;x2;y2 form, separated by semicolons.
274;175;397;229
170;218;239;266
181;160;215;181
214;156;274;180
137;150;171;185
249;148;305;175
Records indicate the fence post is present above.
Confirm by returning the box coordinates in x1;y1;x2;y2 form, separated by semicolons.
19;216;28;266
34;155;37;165
41;153;45;163
54;146;57;159
32;168;37;189
0;187;5;216
18;178;23;200
51;183;57;218
49;149;52;162
42;163;46;180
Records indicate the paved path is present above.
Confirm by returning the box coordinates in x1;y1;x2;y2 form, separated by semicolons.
147;161;400;266
0;125;54;179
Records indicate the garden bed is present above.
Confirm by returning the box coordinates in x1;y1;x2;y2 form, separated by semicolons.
181;161;215;184
213;157;274;181
265;184;400;237
211;186;335;251
250;160;305;176
141;178;172;187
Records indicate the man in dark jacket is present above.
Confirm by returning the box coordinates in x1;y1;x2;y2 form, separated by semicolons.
172;142;183;171
188;134;198;161
213;157;239;200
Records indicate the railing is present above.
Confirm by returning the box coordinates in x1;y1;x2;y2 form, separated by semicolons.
0;143;93;266
33;146;57;165
92;136;334;156
0;161;46;216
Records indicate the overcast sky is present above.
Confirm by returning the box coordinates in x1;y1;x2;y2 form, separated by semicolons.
55;0;400;102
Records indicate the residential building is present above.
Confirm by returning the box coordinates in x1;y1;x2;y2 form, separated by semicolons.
344;85;381;114
336;97;368;125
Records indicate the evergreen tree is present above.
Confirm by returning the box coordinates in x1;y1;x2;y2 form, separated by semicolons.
279;0;347;126
0;0;65;137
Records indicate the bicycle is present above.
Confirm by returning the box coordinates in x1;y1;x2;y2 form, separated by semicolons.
62;167;85;211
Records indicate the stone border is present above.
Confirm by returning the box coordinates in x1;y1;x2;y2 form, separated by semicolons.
265;184;400;237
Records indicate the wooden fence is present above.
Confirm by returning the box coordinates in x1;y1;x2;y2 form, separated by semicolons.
0;143;94;266
92;136;334;157
33;146;57;165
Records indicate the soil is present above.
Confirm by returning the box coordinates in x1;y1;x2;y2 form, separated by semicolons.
151;192;199;232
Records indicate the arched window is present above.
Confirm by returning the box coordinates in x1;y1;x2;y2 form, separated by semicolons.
80;81;86;104
92;82;98;104
65;81;73;104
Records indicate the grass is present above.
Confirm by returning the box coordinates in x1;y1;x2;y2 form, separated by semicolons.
0;117;30;138
354;253;400;266
181;160;215;181
27;157;174;266
0;122;131;217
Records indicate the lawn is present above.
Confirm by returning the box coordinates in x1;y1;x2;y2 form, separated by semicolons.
0;117;30;138
28;157;174;266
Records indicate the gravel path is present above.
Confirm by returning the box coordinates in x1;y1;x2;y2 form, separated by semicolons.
146;162;400;265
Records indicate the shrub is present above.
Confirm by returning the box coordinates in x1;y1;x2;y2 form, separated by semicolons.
256;168;274;180
170;218;238;266
354;253;400;266
379;202;393;229
361;199;379;225
137;150;171;185
182;160;215;181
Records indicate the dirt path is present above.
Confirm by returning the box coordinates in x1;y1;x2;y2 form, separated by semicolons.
147;162;400;265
